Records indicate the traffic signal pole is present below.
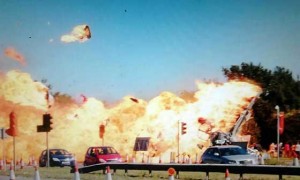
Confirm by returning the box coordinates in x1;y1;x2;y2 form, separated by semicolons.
47;132;49;167
13;136;15;170
177;120;180;163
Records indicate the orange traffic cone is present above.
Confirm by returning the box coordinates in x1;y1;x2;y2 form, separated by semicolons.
73;163;80;180
20;158;24;169
225;168;231;180
9;163;15;180
0;159;3;170
131;156;136;163
3;159;7;171
28;157;32;166
168;167;175;180
33;166;41;180
105;166;112;180
159;156;162;163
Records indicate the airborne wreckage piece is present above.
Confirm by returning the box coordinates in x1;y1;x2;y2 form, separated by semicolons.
61;24;91;43
210;92;262;146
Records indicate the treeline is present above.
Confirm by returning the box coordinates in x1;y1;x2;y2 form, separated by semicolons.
223;62;300;149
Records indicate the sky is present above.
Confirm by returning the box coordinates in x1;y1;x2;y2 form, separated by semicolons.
0;0;299;103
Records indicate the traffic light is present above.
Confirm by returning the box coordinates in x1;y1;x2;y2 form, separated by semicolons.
6;111;18;136
99;125;105;139
198;117;206;124
181;122;187;135
37;113;53;132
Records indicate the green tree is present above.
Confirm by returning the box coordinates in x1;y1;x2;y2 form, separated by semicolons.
222;62;300;149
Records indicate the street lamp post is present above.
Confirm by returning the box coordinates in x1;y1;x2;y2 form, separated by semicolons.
275;105;280;162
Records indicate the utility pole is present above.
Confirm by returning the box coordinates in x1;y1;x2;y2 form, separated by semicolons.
177;120;180;163
275;105;280;162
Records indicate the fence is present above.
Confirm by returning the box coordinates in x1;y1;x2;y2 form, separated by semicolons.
72;163;300;180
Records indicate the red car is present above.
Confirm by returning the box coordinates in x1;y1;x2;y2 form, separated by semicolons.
83;146;122;166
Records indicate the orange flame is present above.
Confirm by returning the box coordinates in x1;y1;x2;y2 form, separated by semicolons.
0;70;262;163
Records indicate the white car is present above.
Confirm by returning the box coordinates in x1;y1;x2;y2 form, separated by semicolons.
200;145;258;165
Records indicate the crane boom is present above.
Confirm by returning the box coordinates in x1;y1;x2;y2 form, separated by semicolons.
229;92;261;141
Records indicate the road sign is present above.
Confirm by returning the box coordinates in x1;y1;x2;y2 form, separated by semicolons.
0;128;8;139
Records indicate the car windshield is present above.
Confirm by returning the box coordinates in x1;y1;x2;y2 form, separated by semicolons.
219;147;248;156
50;149;69;155
95;147;118;154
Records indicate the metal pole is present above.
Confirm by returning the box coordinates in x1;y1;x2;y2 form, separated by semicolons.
275;105;280;162
1;129;5;167
13;136;15;171
177;120;180;163
47;132;49;167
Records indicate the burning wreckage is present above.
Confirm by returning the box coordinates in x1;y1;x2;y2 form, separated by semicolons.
207;92;261;148
131;92;262;162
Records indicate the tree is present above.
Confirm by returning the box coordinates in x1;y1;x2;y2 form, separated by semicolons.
223;62;300;149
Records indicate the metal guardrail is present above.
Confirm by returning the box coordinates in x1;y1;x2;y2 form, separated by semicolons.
71;163;300;179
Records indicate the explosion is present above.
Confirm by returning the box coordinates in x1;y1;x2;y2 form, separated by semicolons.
0;70;262;163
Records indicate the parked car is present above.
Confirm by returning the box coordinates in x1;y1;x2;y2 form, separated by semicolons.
200;145;258;165
83;146;122;166
39;148;75;167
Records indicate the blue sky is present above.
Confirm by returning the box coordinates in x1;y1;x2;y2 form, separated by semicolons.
0;0;299;103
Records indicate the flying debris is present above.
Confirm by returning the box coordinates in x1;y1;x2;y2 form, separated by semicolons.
61;24;91;43
80;94;88;103
4;47;26;65
130;97;139;103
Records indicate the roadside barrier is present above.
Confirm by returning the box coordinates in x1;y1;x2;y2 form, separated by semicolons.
73;162;300;179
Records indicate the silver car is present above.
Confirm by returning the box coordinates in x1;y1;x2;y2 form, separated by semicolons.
200;145;258;165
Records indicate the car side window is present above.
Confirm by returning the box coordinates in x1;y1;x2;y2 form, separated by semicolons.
212;148;220;156
87;148;92;155
205;148;214;156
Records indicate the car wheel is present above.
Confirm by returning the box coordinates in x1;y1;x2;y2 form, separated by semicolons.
39;161;45;167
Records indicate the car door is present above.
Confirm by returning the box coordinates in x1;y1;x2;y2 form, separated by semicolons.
204;147;222;164
85;147;98;165
39;150;47;166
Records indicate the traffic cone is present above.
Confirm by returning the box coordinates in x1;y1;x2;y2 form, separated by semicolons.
20;158;24;169
131;156;136;163
3;159;7;171
142;153;145;163
225;168;230;180
0;159;3;170
159;156;162;163
293;155;299;166
168;167;175;180
105;166;112;180
28;157;32;166
73;163;80;180
9;163;15;180
258;154;264;165
33;166;41;180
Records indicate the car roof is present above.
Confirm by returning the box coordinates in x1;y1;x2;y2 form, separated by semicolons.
208;145;242;149
89;146;114;148
44;148;68;151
